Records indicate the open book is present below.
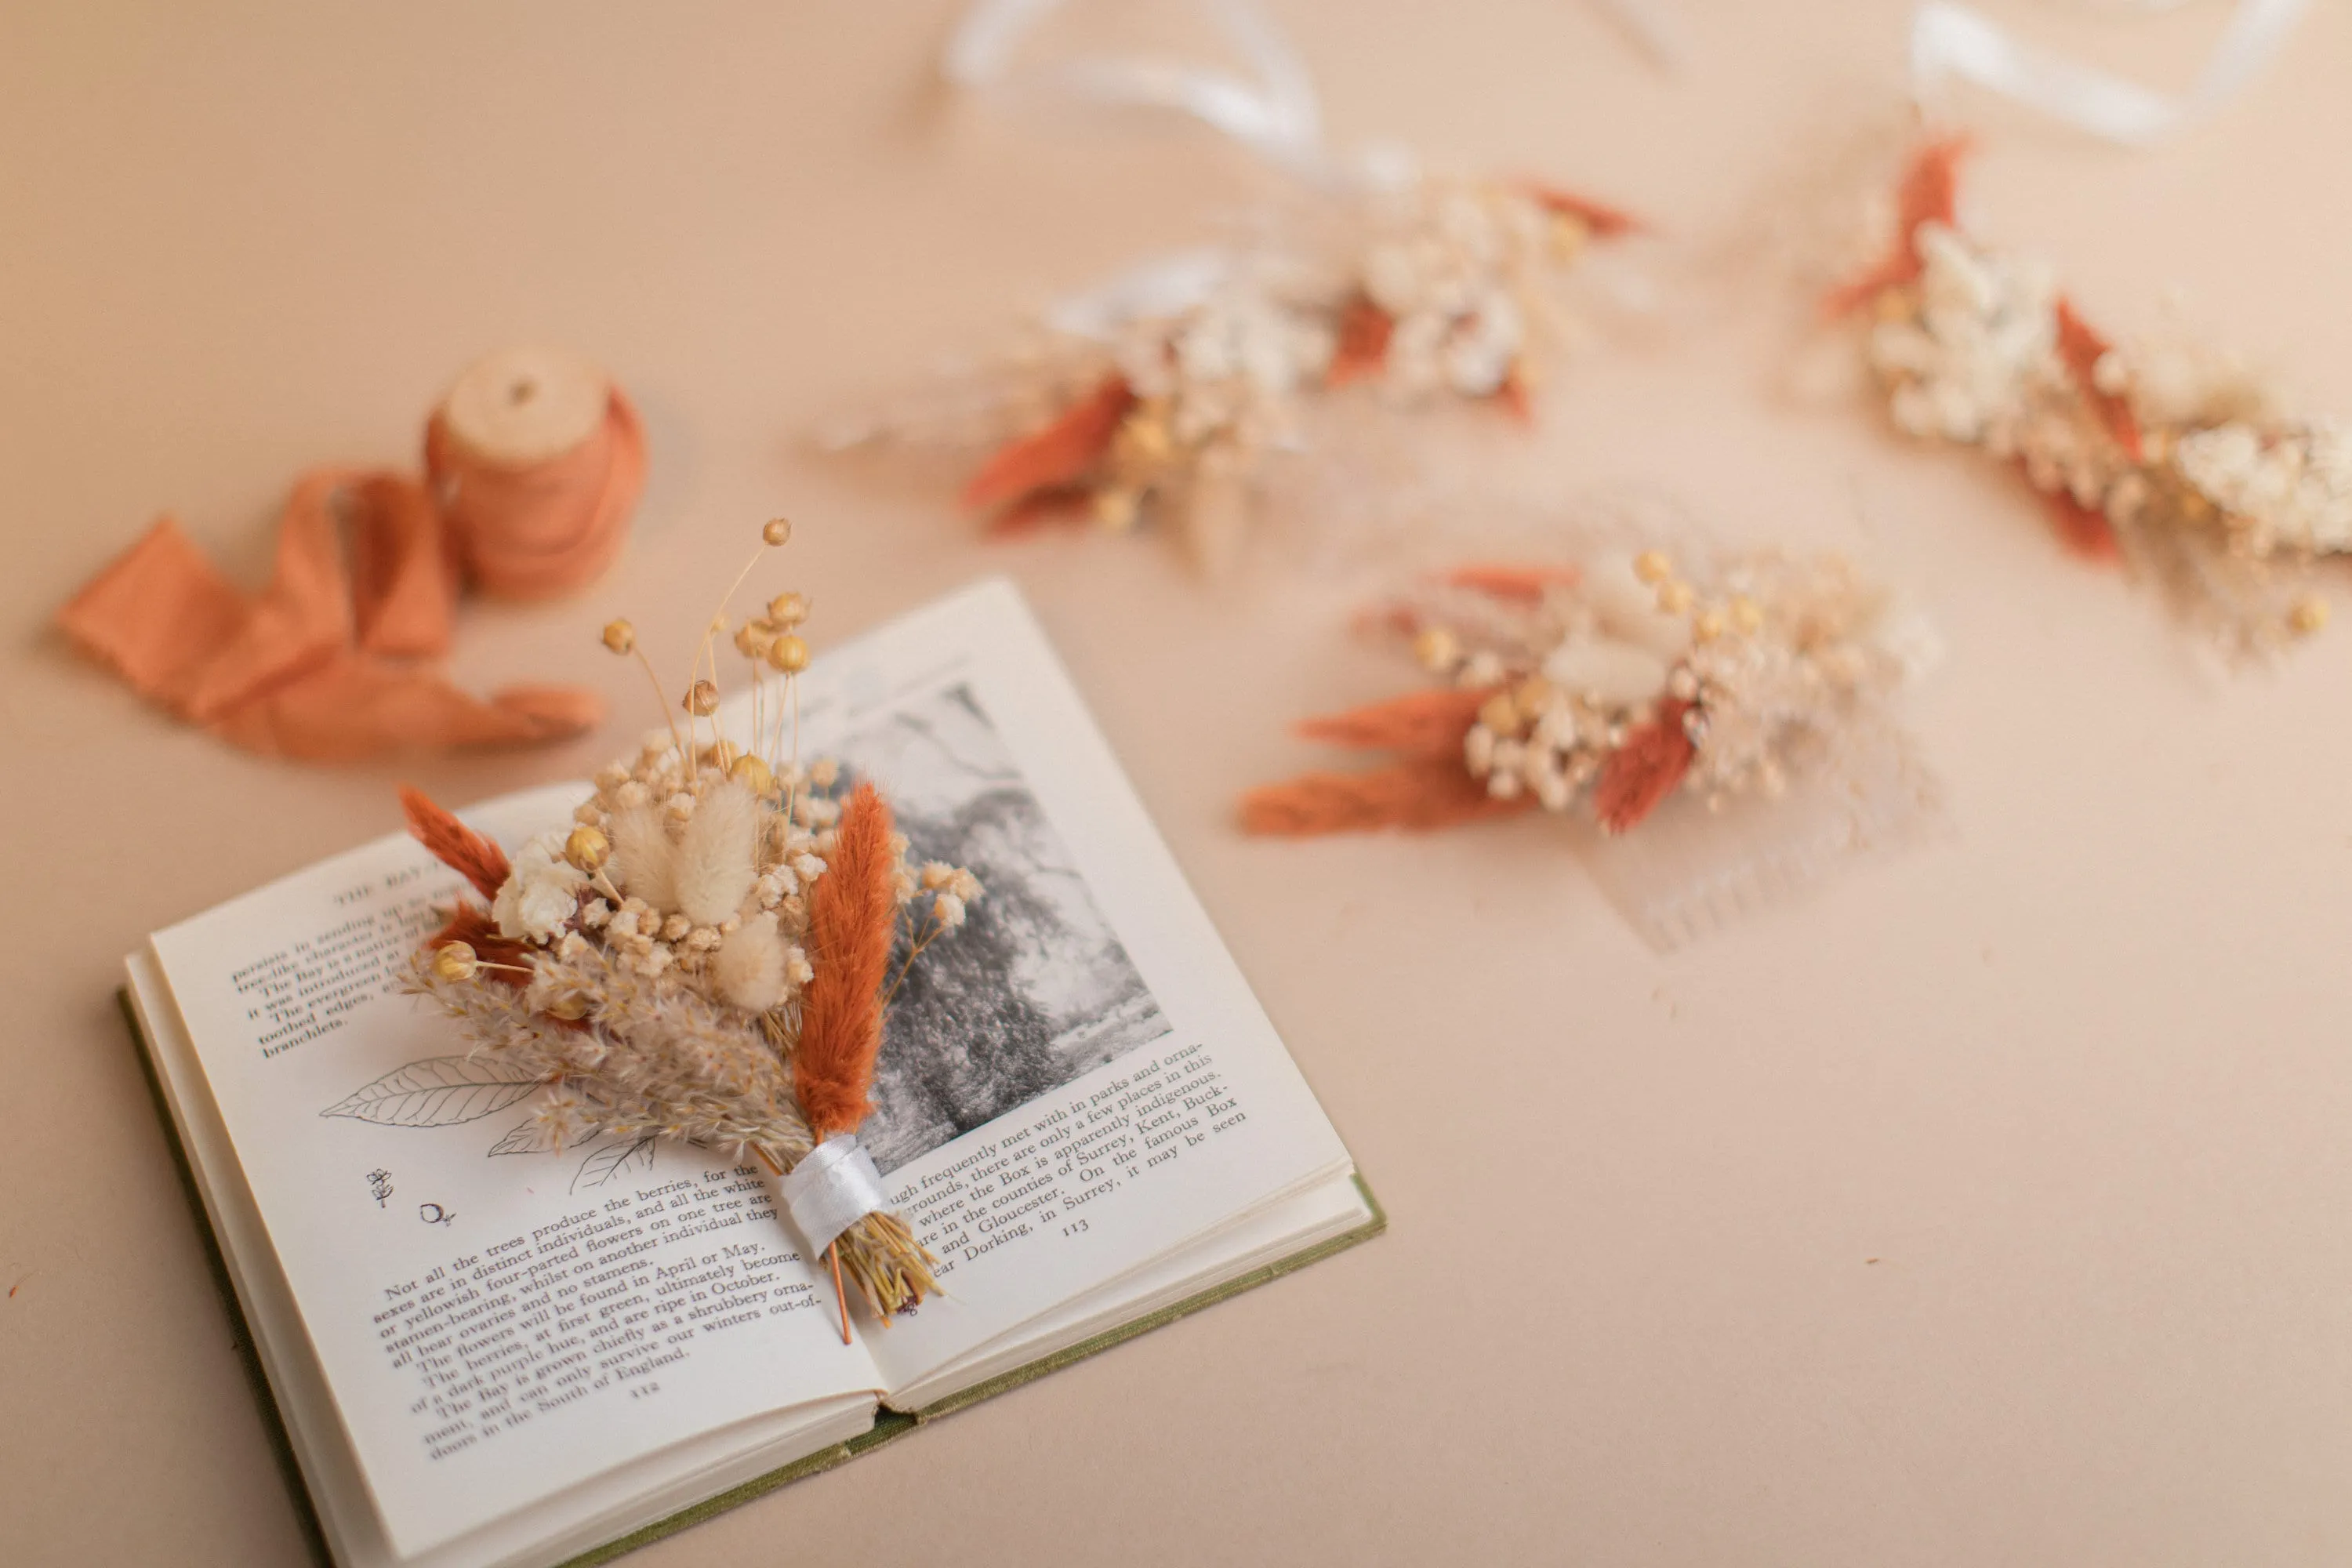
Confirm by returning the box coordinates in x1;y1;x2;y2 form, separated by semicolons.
123;578;1379;1568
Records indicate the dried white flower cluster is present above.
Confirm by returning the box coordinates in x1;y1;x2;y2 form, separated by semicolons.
1409;550;1932;831
1352;176;1604;403
1853;161;2342;656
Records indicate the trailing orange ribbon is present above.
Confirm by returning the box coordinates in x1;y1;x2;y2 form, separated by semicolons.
56;356;644;762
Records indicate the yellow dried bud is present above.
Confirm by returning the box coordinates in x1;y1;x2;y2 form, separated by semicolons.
684;679;720;717
1655;579;1694;615
1091;487;1141;532
1730;595;1764;634
765;634;811;674
705;740;739;772
1478;691;1523;735
1692;608;1727;644
564;825;610;873
1412;626;1461;673
601;619;636;655
1548;211;1590;261
431;942;479;983
1514;676;1555;715
767;590;809;626
733;622;773;659
762;517;793;546
544;996;589;1021
730;754;775;795
1632;550;1673;586
2289;595;2330;635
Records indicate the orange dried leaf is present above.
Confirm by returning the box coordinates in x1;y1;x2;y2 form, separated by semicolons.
962;376;1137;514
1442;564;1582;604
1327;296;1395;387
1524;182;1642;238
1592;698;1694;834
1493;364;1534;423
2035;482;2122;563
2053;296;2142;459
401;786;510;902
1240;758;1536;837
1822;136;1970;320
985;483;1094;538
794;782;899;1140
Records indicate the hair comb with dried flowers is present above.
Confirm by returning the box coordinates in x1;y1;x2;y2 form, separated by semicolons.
1242;540;1945;946
1830;138;2346;659
840;175;1637;578
382;519;982;1337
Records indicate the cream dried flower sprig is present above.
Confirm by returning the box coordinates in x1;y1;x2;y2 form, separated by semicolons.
1831;139;2343;660
376;519;981;1336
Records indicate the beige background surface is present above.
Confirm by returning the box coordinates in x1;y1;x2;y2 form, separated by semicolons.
7;3;2352;1564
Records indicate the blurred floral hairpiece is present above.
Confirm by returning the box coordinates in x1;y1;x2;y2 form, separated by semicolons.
1243;538;1944;946
358;519;981;1337
1830;138;2345;660
829;0;1642;576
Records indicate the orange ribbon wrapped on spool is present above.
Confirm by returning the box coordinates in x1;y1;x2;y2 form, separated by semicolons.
56;347;644;762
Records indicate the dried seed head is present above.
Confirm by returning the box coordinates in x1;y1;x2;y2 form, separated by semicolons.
762;517;793;546
730;754;775;794
564;825;610;873
767;591;810;626
684;679;720;717
2289;595;2329;635
1412;626;1461;672
431;942;479;983
733;622;773;659
1655;579;1694;615
765;634;811;674
601;619;637;655
1632;550;1673;586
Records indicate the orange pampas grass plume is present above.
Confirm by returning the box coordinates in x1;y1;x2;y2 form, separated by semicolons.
793;781;899;1140
963;376;1137;516
1241;760;1534;837
1243;685;1534;836
401;786;510;901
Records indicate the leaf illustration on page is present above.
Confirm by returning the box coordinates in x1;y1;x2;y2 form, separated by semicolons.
572;1135;655;1193
487;1115;573;1157
320;1057;542;1128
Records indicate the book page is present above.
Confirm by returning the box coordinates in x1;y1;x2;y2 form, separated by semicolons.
149;786;883;1564
758;580;1354;1394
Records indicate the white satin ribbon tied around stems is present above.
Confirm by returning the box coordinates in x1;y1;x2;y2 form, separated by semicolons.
1911;0;2309;145
780;1134;890;1258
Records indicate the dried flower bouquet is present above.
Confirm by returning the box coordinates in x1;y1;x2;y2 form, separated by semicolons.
390;521;981;1329
843;173;1636;575
1833;139;2347;659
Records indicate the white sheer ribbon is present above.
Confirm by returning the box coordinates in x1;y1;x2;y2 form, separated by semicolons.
944;0;1341;184
779;1135;889;1257
1911;0;2309;144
